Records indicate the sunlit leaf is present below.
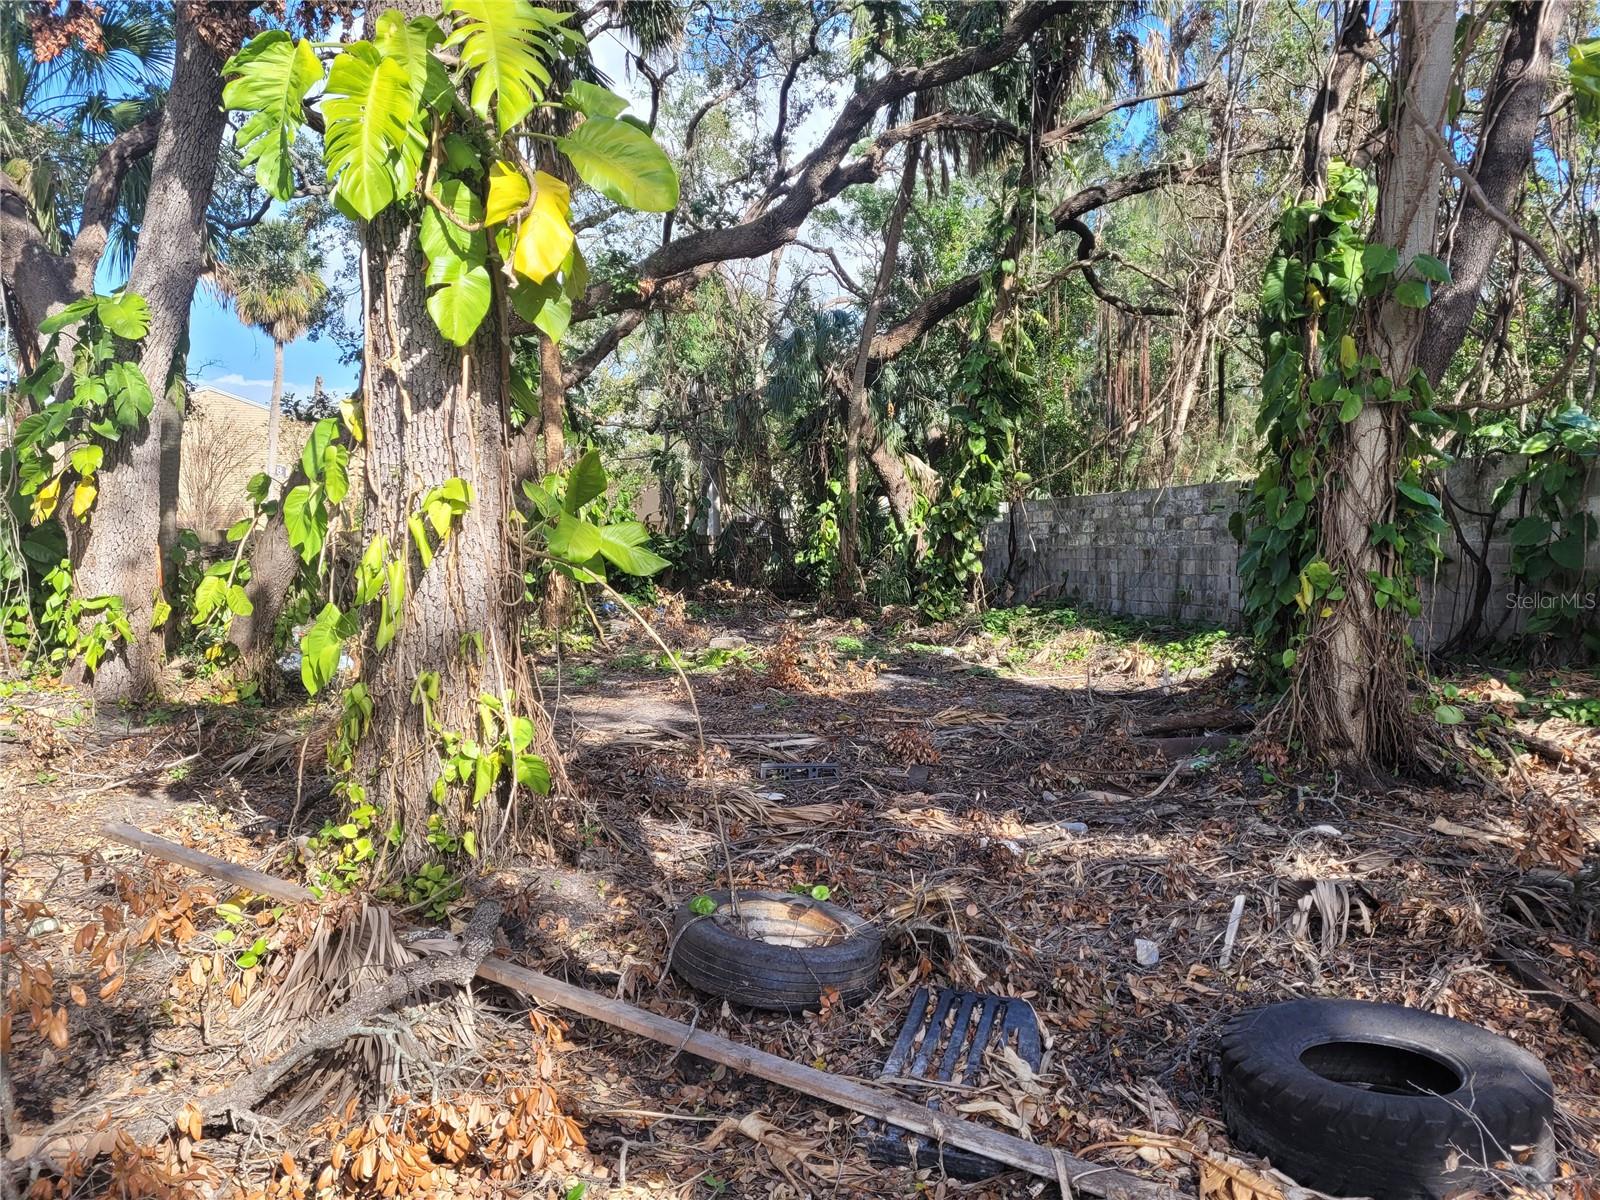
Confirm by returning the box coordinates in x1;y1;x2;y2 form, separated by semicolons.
223;31;323;199
445;0;566;134
485;160;531;224
321;44;418;221
557;115;678;211
511;171;573;283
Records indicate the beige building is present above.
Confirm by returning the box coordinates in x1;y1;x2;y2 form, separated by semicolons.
178;386;309;533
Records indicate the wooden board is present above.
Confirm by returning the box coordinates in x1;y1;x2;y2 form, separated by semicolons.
99;821;1175;1200
1490;942;1600;1049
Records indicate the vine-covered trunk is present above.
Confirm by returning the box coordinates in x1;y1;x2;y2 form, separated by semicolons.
72;8;227;700
1294;1;1454;767
353;200;528;869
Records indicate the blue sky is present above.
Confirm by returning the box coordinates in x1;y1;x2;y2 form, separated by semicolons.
188;286;355;407
91;234;358;410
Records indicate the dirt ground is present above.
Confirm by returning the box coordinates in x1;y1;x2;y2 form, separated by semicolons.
4;591;1599;1200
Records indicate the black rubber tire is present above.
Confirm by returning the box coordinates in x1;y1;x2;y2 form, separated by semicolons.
1220;998;1555;1199
669;890;882;1012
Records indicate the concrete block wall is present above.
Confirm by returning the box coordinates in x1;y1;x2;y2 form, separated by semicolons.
980;459;1596;648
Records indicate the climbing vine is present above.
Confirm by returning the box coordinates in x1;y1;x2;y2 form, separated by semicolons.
6;291;155;670
1236;163;1452;688
918;269;1028;621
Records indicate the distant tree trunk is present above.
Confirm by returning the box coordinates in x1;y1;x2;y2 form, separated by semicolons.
1292;1;1455;769
1161;273;1224;477
538;330;570;626
1418;0;1565;387
839;144;920;601
265;336;285;495
70;7;227;700
230;462;305;696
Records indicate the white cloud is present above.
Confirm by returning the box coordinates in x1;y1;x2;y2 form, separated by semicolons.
199;373;316;405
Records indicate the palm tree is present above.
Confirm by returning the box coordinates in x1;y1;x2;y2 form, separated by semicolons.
210;218;328;493
1;0;172;260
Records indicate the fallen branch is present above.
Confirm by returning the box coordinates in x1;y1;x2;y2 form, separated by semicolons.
1135;734;1236;758
1133;708;1251;737
189;900;500;1130
99;823;1176;1200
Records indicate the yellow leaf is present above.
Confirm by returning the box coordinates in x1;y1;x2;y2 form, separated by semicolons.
71;481;96;520
485;160;531;225
30;475;62;524
1338;334;1358;370
340;397;364;444
512;171;573;284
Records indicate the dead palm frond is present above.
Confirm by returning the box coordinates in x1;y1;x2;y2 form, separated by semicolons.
240;899;480;1123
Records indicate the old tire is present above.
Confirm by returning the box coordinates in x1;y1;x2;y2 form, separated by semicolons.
1220;998;1554;1199
669;890;881;1012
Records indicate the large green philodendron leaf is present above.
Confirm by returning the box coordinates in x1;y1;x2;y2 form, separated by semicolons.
421;179;492;346
223;30;323;200
563;448;606;512
445;0;567;135
597;520;670;576
1572;39;1600;127
373;11;452;180
556;115;679;212
321;43;419;221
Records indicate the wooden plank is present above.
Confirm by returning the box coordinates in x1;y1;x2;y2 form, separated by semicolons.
102;822;313;903
1489;943;1600;1049
476;958;1171;1199
99;822;1175;1199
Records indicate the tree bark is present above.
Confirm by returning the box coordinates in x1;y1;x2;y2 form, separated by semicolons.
70;6;228;700
156;352;186;651
1417;0;1565;387
1296;1;1455;769
537;330;570;626
1299;2;1376;198
354;176;540;868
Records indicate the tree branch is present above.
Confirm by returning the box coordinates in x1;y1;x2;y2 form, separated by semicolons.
1418;0;1565;386
1041;81;1209;150
569;2;1062;322
70;112;163;291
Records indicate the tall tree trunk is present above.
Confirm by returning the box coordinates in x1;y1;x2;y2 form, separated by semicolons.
353;182;538;869
157;335;187;650
70;6;227;700
839;146;919;600
1417;0;1565;387
1294;1;1455;769
265;337;285;495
